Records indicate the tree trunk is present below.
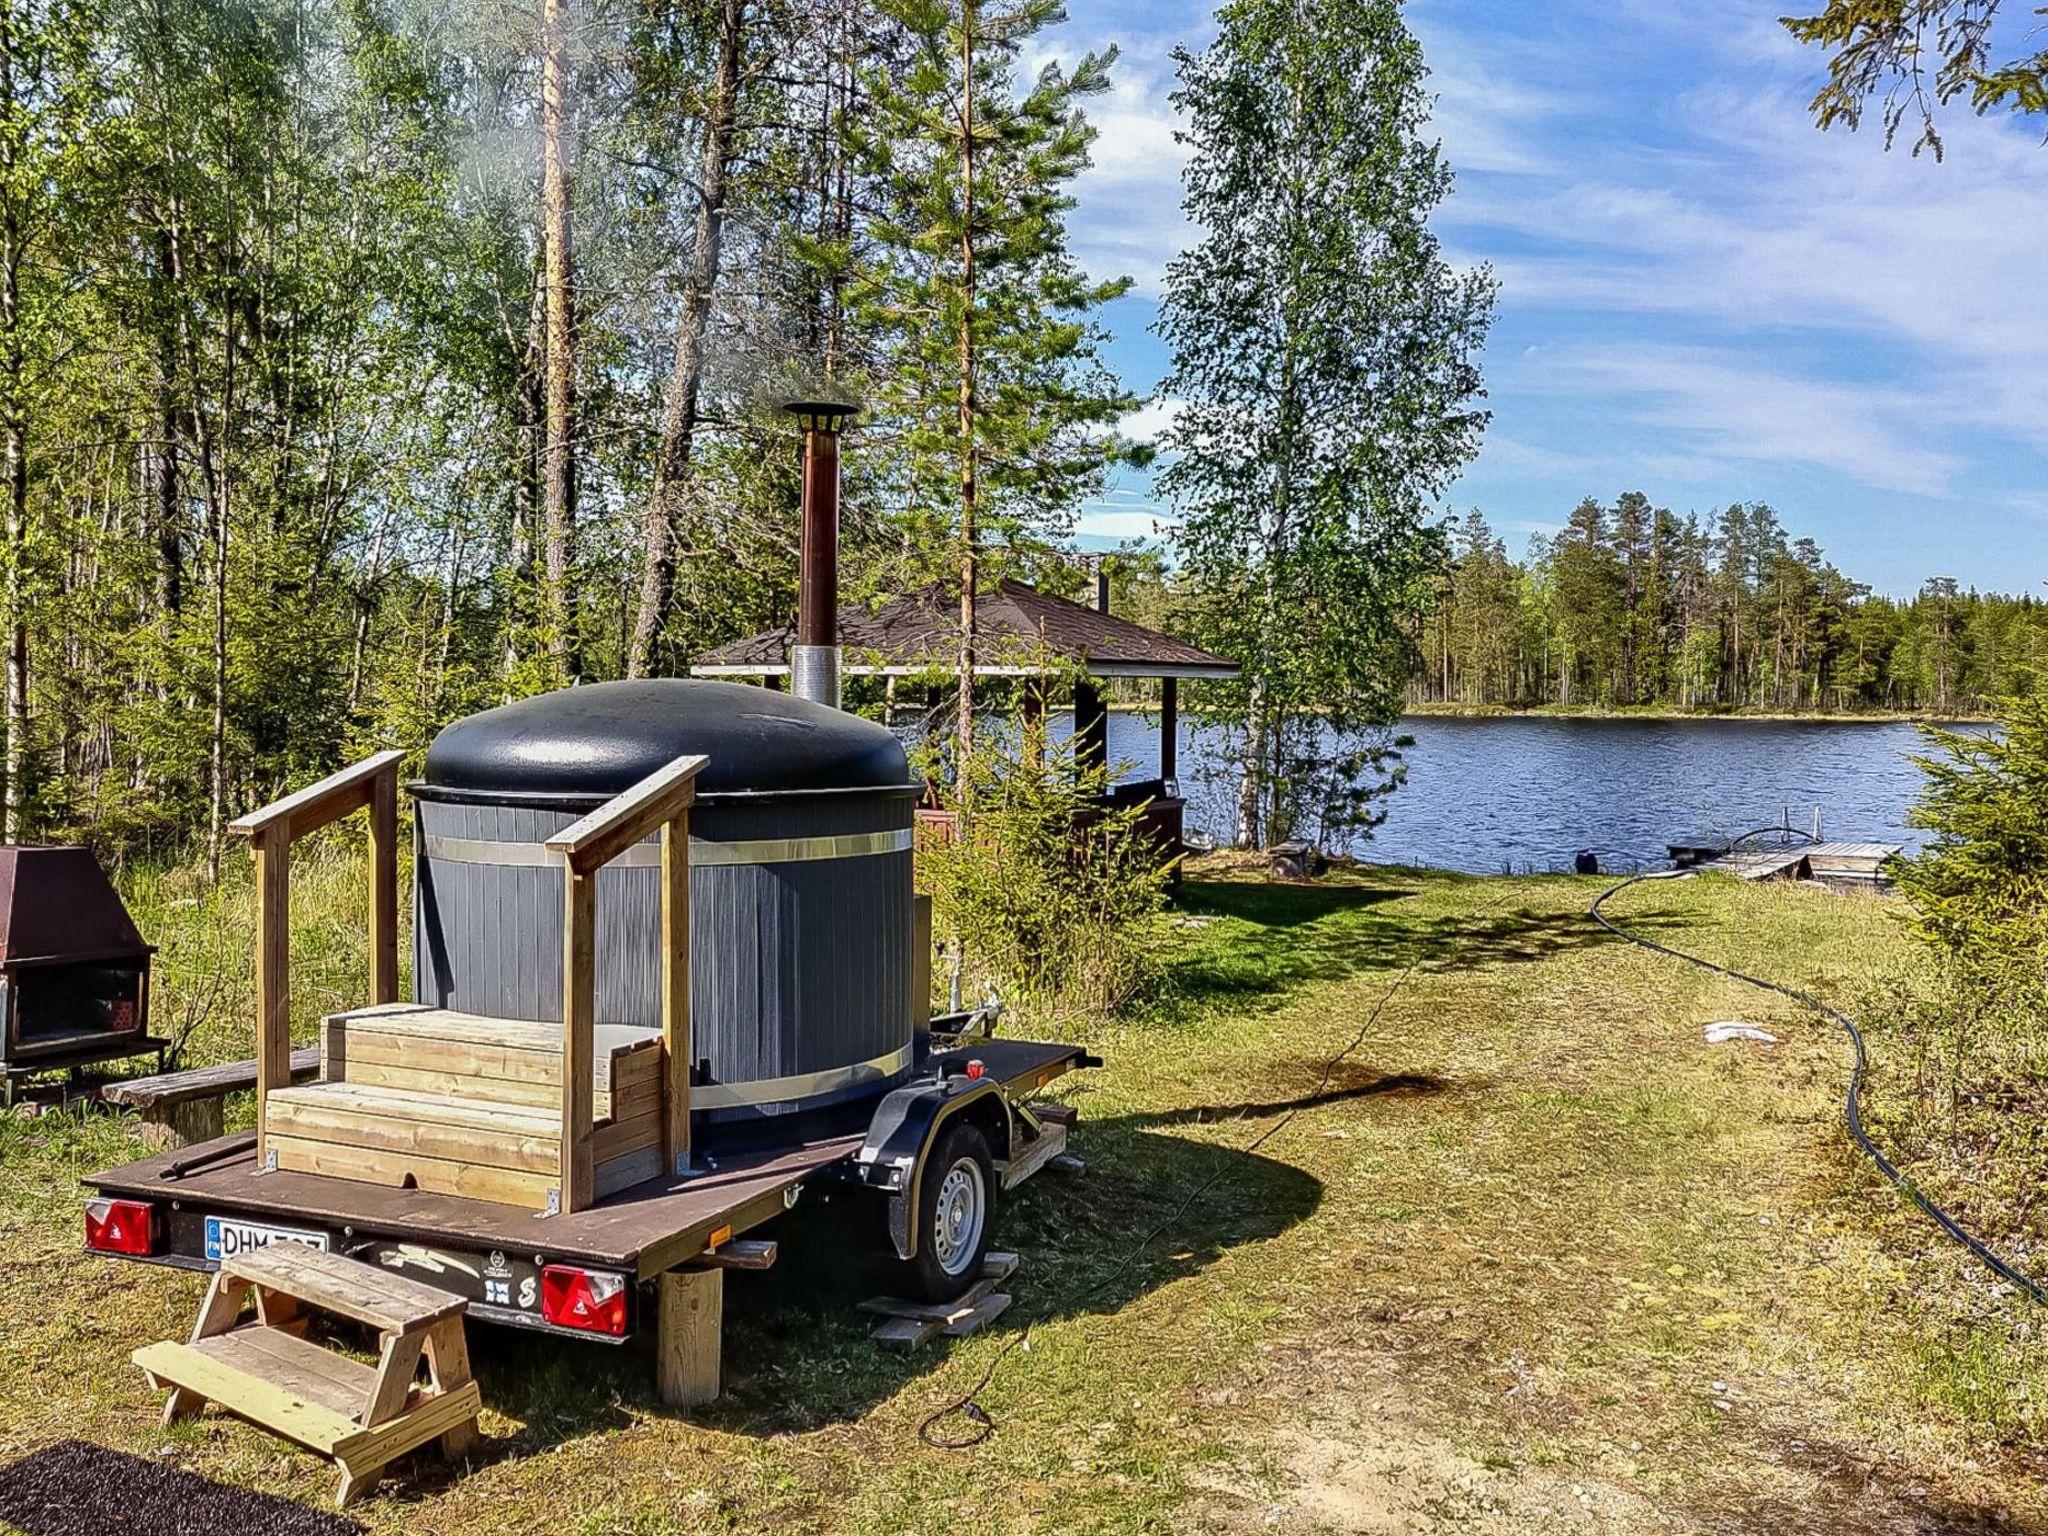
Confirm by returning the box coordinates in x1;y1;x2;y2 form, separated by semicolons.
0;3;24;843
627;0;744;678
540;0;580;683
953;2;978;773
505;261;545;690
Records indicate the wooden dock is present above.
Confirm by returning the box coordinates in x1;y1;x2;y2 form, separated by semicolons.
1805;842;1900;887
1689;840;1899;888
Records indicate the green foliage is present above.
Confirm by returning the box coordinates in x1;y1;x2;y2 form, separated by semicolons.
1157;0;1493;848
919;722;1172;1023
836;0;1139;600
1414;498;2025;714
1783;0;2048;156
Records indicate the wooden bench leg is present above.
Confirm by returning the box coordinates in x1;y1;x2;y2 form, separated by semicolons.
160;1385;205;1426
656;1267;722;1409
423;1316;477;1461
336;1462;379;1508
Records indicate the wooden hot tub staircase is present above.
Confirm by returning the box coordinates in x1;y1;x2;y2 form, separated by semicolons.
228;748;708;1218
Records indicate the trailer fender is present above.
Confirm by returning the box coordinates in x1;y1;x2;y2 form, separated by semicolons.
853;1077;1011;1261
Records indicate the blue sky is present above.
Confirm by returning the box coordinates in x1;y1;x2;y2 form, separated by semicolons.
1040;0;2048;598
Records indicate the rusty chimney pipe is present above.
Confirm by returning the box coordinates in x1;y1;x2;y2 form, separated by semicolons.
785;400;856;708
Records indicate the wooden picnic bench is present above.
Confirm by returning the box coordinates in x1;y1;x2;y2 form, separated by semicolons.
101;1046;321;1148
134;1242;480;1507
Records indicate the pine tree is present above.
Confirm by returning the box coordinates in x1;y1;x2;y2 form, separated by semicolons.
846;0;1136;767
1159;0;1492;848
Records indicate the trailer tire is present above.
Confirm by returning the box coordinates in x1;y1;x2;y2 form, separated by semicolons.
902;1121;995;1303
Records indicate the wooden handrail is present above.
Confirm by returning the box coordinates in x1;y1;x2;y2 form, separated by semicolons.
543;753;707;1212
230;750;406;1168
544;754;708;873
229;750;408;841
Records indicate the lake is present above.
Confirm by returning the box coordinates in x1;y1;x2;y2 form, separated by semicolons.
1080;712;1942;875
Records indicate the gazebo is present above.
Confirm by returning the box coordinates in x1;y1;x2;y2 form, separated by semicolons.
695;577;1239;862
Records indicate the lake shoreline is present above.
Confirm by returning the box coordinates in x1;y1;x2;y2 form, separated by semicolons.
1401;703;1994;726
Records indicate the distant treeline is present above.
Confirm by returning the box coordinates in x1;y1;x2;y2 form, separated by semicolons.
1410;497;2033;715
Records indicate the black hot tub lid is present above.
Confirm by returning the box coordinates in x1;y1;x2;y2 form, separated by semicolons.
419;679;911;801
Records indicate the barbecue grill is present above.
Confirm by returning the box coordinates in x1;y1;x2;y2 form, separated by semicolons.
0;846;161;1102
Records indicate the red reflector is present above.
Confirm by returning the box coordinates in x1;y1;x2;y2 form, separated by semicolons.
84;1197;155;1256
965;1059;985;1081
540;1264;629;1336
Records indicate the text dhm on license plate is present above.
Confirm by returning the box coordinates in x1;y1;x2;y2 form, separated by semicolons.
203;1216;328;1262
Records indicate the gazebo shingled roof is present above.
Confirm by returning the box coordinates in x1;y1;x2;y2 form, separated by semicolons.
694;579;1238;681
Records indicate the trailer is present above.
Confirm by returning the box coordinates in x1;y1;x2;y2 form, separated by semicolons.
84;1029;1088;1401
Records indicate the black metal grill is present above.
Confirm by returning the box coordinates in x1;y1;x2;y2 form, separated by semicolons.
0;847;160;1098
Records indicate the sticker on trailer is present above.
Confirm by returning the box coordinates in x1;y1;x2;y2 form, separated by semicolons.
202;1215;329;1263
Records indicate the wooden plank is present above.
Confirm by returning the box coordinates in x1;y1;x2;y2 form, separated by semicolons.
228;749;407;841
268;1134;556;1210
364;1331;426;1428
339;1057;562;1110
329;1003;657;1061
997;1121;1066;1191
270;1080;561;1132
871;1314;942;1353
266;1094;562;1175
545;753;708;875
940;1291;1011;1338
592;1108;660;1164
331;1378;480;1463
194;1327;380;1420
1025;1102;1077;1130
368;767;400;1007
595;1143;663;1200
661;812;691;1179
561;864;596;1214
655;1266;721;1408
253;828;291;1166
858;1277;995;1321
102;1047;321;1109
134;1339;360;1455
225;1243;466;1331
696;1238;776;1271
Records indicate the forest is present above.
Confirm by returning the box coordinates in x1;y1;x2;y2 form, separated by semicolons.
0;0;1489;864
1409;496;2035;716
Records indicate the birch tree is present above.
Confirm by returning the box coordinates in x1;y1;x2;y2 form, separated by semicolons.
1158;0;1492;848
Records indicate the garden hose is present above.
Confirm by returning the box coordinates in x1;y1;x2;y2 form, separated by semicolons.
1589;837;2048;1308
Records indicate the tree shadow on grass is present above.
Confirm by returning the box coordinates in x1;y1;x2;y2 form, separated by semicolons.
436;1107;1329;1450
1164;875;1689;1022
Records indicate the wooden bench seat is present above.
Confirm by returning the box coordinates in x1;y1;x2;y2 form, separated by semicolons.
135;1243;480;1507
101;1047;322;1148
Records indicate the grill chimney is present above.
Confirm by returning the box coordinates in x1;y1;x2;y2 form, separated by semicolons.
785;400;857;709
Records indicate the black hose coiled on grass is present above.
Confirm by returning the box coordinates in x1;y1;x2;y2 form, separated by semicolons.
1590;836;2047;1308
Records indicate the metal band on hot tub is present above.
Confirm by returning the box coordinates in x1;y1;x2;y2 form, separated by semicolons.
688;1040;916;1110
422;827;913;869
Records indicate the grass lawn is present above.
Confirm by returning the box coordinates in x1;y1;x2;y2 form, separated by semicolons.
3;859;2046;1533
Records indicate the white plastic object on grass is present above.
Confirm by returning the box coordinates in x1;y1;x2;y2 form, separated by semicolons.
1704;1022;1779;1045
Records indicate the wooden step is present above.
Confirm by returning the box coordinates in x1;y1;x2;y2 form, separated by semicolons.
225;1242;466;1332
135;1250;483;1508
268;1057;665;1210
322;1004;659;1117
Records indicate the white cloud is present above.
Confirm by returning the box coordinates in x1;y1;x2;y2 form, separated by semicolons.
1119;396;1185;444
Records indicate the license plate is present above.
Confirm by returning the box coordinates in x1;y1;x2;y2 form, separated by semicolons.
202;1215;329;1263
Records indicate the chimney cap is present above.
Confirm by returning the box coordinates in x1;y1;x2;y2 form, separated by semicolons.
783;399;859;431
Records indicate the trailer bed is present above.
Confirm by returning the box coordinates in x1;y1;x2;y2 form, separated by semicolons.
86;1036;1086;1331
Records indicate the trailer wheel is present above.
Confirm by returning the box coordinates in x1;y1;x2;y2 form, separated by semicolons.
902;1121;994;1302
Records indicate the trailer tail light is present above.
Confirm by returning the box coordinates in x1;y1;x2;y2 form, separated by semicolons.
84;1197;156;1256
540;1264;629;1336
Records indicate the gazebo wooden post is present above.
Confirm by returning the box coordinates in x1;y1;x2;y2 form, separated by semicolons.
1072;677;1107;783
1160;676;1178;784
